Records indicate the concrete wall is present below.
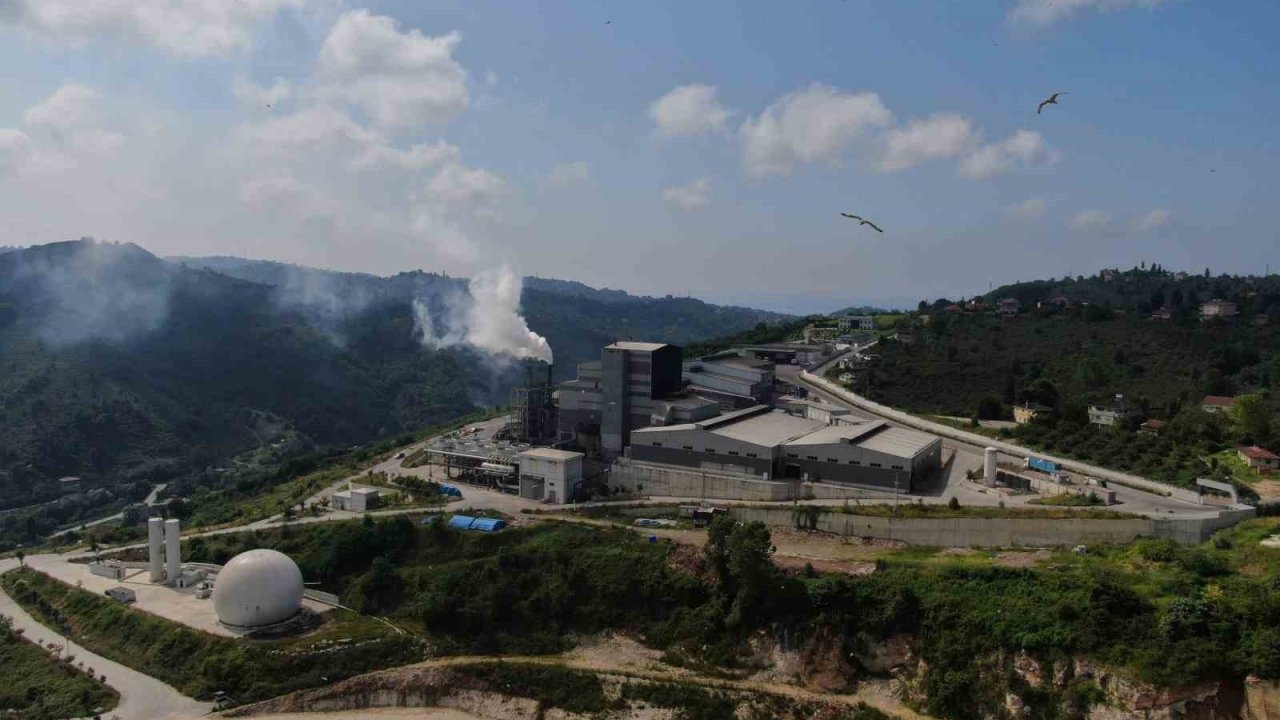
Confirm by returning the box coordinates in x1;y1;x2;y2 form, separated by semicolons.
723;505;1256;547
610;459;868;501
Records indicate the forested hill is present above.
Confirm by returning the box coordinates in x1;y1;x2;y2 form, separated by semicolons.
970;265;1280;319
0;241;787;523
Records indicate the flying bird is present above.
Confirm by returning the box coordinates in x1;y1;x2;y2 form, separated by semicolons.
1037;92;1066;114
841;213;883;233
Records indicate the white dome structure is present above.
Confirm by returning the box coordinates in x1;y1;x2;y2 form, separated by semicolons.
213;549;304;630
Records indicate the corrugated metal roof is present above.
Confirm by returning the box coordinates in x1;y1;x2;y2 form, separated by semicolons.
785;421;886;446
607;341;669;351
711;410;824;447
856;426;939;458
519;448;584;461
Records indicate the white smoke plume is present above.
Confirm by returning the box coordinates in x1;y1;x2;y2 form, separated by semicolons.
413;264;553;363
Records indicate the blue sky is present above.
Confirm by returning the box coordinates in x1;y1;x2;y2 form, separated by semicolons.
0;1;1276;313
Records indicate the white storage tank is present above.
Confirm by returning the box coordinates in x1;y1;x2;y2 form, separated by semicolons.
212;549;304;630
984;447;998;486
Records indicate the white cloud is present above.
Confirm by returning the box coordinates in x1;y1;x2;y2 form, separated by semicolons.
353;140;459;171
1070;209;1111;230
879;113;978;172
239;172;332;220
484;71;498;87
663;178;711;210
649;84;731;138
0;0;305;58
238;105;377;156
1137;208;1170;231
233;77;293;107
546;161;589;187
740;83;892;178
316;10;468;131
1010;0;1168;28
0;128;35;174
959;129;1057;179
424;162;506;223
22;83;124;156
1007;197;1047;219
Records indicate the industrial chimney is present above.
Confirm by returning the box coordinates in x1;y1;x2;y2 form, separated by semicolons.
147;517;164;582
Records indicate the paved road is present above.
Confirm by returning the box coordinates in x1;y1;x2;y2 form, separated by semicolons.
0;558;212;720
49;483;170;539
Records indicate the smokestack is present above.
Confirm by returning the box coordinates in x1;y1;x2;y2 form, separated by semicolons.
147;517;164;582
984;447;998;487
164;518;181;585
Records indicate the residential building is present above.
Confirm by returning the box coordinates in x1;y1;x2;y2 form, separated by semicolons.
1037;296;1073;310
996;298;1021;316
1088;394;1140;427
1201;299;1238;321
58;477;82;495
628;406;942;492
1201;395;1236;415
1139;419;1166;435
1013;403;1050;425
1239;446;1279;475
837;315;876;331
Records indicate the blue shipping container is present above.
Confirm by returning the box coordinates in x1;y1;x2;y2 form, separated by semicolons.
447;515;477;530
1027;457;1059;474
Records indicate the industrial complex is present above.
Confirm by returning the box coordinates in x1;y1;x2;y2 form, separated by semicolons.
415;339;944;503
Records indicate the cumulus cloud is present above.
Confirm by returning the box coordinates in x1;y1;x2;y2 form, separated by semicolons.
237;105;377;156
649;84;731;138
663;178;711;210
315;10;468;131
1070;209;1111;230
22;83;124;156
352;140;459;171
424;162;505;218
232;77;293;107
546;161;589;187
0;0;305;57
1007;197;1047;219
879;113;978;172
1009;0;1168;28
1137;208;1170;231
959;129;1056;179
740;83;892;178
0;128;35;174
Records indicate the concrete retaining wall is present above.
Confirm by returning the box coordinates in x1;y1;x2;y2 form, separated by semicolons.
725;505;1256;547
610;459;871;501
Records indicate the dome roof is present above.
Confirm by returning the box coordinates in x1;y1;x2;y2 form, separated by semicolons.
213;549;304;629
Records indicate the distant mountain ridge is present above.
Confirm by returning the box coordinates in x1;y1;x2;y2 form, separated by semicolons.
0;241;789;536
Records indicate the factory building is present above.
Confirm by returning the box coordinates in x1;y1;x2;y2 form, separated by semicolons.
517;448;585;504
736;343;832;367
557;341;684;458
332;486;381;512
682;351;775;410
629;406;941;492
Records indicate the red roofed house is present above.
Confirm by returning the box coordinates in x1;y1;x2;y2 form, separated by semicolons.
1139;419;1166;435
1202;395;1236;415
1239;446;1279;475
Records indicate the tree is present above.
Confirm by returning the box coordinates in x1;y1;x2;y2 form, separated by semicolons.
977;396;1003;420
15;549;24;567
1230;394;1272;444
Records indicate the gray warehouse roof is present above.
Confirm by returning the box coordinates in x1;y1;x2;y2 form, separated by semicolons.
855;427;939;458
607;341;670;352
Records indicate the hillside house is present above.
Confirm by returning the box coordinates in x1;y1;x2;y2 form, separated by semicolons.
1037;296;1073;310
996;298;1021;316
1201;395;1236;415
1088;395;1140;428
1201;299;1238;321
1139;419;1166;435
1013;403;1050;425
1239;446;1279;475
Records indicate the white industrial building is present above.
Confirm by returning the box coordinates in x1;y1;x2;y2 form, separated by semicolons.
517;448;584;504
332;486;381;512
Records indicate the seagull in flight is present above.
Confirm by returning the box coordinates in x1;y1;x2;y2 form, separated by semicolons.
840;213;883;233
1037;92;1066;114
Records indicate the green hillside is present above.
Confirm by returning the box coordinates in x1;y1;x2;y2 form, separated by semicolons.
0;241;786;549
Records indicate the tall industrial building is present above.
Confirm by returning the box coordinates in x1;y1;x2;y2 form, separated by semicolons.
558;341;685;458
683;351;775;409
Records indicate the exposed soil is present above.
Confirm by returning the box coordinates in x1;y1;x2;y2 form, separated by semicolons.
993;549;1053;568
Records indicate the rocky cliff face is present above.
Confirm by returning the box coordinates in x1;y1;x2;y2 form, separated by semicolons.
1244;677;1280;720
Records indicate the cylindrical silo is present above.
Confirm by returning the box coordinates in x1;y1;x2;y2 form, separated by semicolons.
984;447;998;486
147;517;164;582
164;518;181;585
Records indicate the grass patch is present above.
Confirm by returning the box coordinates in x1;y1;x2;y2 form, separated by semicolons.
453;662;610;714
621;680;738;720
830;502;1137;520
0;615;119;718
